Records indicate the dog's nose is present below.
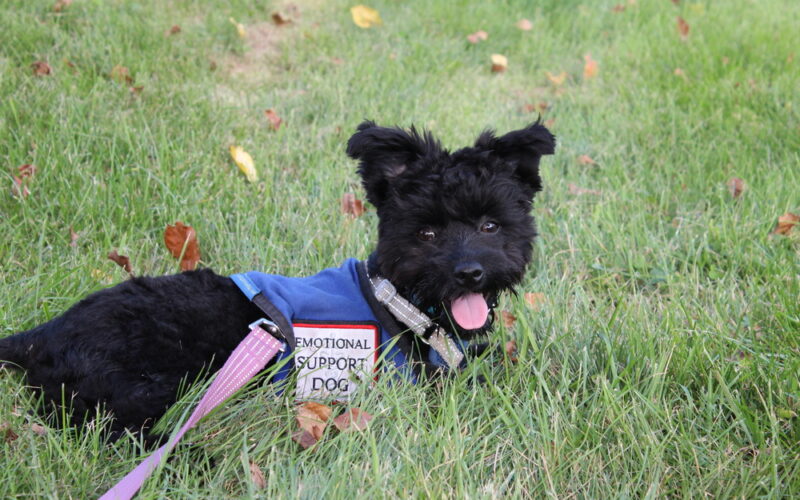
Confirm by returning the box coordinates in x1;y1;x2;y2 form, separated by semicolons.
454;262;484;286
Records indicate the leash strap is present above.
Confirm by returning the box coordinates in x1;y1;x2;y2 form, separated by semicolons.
99;320;285;500
368;275;465;370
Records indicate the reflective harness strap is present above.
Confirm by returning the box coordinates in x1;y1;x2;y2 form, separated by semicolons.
368;275;465;371
99;321;285;500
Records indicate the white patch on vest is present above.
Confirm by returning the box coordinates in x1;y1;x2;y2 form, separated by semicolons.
293;323;378;401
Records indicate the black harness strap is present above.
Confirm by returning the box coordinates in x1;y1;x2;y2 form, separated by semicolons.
251;292;296;351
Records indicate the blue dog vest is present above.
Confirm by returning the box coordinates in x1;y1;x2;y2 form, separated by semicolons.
231;259;463;400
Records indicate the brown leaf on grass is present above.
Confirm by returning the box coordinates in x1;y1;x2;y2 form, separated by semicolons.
11;177;30;198
524;292;546;310
249;461;266;489
771;212;800;236
466;30;488;44
333;408;373;432
612;4;626;12
164;222;201;271
108;250;133;276
69;227;80;247
341;193;365;217
31;61;52;76
29;423;47;436
583;54;598;79
677;16;690;41
671;0;680;4
296;402;331;443
568;183;602;196
546;71;567;86
110;65;133;84
516;19;533;31
726;177;745;199
500;310;516;329
522;102;549;114
1;422;18;444
505;340;519;363
18;164;37;178
292;429;318;450
578;154;597;166
166;25;181;36
264;109;283;130
53;0;72;11
544;118;556;128
272;12;292;25
490;54;508;73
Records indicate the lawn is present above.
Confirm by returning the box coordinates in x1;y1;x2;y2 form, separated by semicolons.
1;0;799;497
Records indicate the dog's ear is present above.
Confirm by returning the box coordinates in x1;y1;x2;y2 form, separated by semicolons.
474;121;556;194
346;120;438;207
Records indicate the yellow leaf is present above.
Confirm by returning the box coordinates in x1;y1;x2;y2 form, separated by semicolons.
229;145;258;182
229;17;246;38
350;5;382;28
491;54;508;73
546;71;567;86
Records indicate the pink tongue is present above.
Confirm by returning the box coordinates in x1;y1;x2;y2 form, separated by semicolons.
450;293;489;330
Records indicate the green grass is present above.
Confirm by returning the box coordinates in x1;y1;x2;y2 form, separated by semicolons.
2;0;799;497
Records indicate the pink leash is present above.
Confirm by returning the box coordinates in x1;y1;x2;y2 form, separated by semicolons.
99;320;285;500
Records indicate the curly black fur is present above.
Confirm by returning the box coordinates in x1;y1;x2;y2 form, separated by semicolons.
0;120;554;439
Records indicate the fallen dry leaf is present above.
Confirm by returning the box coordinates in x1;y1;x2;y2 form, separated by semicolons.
504;339;519;363
292;429;318;450
229;145;258;183
264;109;283;130
578;154;597;166
772;212;800;236
167;25;181;36
677;16;689;41
53;0;72;12
546;71;567;86
296;402;331;441
466;30;488;44
249;461;266;489
516;19;533;31
568;183;602;196
164;222;201;271
1;422;18;444
108;250;133;276
491;54;508;73
583;53;598;79
69;227;79;247
29;423;47;436
350;5;382;29
18;164;37;178
109;65;133;84
500;310;516;329
272;12;292;25
229;17;247;38
11;177;30;198
524;292;546;310
612;4;626;12
726;177;745;199
333;408;373;432
341;193;365;217
31;61;52;76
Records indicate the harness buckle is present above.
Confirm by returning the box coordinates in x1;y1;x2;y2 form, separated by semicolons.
249;318;287;352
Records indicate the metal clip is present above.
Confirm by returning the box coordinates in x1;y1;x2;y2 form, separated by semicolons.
248;318;286;352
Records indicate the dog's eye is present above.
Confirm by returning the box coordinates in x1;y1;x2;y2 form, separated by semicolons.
480;221;499;233
417;228;436;241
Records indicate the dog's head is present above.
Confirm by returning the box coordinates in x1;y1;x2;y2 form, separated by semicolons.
347;121;555;338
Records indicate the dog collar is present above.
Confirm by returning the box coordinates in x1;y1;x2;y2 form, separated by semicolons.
366;268;465;371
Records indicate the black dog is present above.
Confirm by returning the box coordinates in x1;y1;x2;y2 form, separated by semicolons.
0;120;555;439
